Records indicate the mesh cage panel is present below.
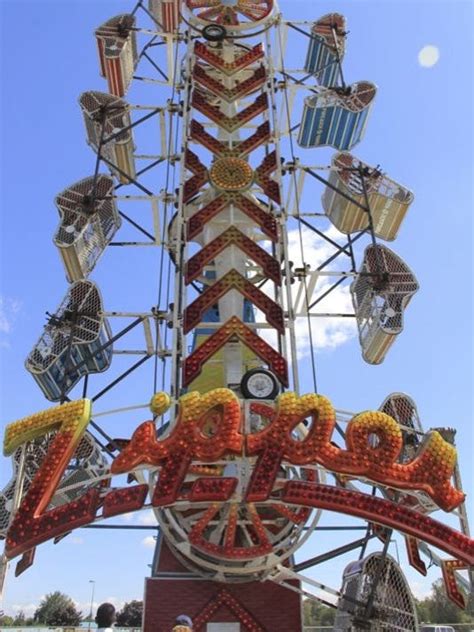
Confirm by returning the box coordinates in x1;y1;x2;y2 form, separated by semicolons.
95;14;137;59
79;91;135;182
0;432;108;537
350;245;419;363
305;13;347;87
311;13;347;56
0;434;54;535
25;281;112;400
380;393;423;461
358;555;418;631
334;554;418;631
95;14;138;95
313;81;377;113
54;175;121;280
79;91;133;149
330;152;412;202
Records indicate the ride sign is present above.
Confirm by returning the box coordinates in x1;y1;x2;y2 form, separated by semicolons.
3;389;473;566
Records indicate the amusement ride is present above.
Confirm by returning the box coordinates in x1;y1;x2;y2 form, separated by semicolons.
1;1;472;630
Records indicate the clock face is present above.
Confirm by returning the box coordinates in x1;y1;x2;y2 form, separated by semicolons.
246;372;275;398
209;157;254;192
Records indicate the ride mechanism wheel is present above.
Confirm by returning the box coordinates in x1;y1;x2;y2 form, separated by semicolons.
240;368;279;400
153;441;321;582
186;0;274;31
1;1;472;631
202;23;228;42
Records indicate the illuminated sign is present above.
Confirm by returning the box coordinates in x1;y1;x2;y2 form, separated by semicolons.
3;389;473;567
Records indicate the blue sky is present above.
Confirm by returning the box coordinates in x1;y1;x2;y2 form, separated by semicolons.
1;0;473;617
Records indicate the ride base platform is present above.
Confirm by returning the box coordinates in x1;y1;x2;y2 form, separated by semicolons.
143;539;302;632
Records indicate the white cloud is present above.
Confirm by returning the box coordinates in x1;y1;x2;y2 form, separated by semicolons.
103;597;126;611
418;45;440;68
117;509;157;525
72;600;92;616
258;225;357;358
74;597;126;615
293;283;355;357
410;580;432;600
0;296;21;334
10;603;38;617
8;596;129;620
142;535;156;548
287;224;344;270
138;509;158;525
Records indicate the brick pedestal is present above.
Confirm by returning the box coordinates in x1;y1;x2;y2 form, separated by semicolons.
143;538;302;632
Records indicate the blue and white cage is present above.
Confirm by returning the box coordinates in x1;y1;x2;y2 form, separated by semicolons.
298;81;376;150
305;13;347;88
25;280;113;401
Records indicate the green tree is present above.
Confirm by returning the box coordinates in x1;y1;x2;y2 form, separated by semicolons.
428;580;466;623
303;598;336;626
0;614;15;626
416;580;474;625
467;589;474;616
116;601;143;627
34;591;82;626
415;597;431;623
13;611;26;625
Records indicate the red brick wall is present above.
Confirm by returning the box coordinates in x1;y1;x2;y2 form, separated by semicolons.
144;577;302;632
144;539;301;632
153;539;192;573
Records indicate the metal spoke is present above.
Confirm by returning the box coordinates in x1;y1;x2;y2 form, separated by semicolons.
236;7;260;21
238;1;268;20
188;0;220;8
198;6;226;20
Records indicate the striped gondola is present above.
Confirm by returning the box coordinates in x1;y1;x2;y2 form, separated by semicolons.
298;81;376;150
305;13;347;87
95;14;138;97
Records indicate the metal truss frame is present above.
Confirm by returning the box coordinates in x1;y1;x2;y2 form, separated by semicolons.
4;4;471;619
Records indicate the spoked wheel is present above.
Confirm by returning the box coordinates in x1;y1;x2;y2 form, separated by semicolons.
154;465;321;582
151;404;323;582
186;0;274;31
